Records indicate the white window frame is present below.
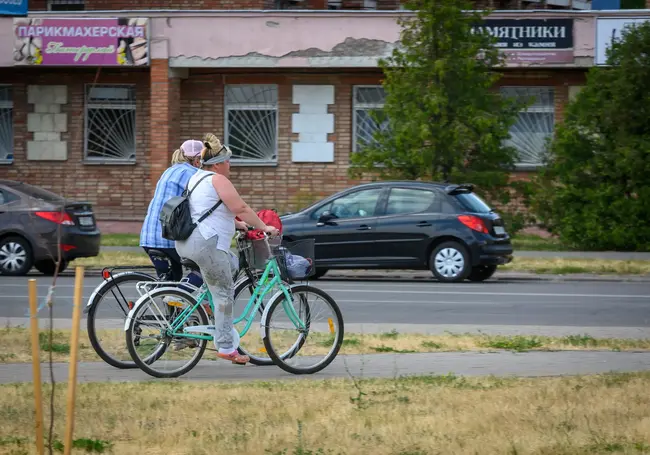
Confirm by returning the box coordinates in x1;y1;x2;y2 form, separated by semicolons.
84;83;137;164
0;85;13;165
224;84;279;166
352;85;387;153
500;86;555;170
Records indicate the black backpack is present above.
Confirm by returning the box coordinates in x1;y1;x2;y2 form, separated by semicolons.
159;172;223;241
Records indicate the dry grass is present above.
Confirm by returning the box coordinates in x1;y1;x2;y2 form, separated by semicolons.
0;372;649;454
1;326;648;364
75;251;650;275
502;257;650;275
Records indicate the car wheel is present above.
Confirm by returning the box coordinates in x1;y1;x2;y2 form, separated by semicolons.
0;236;34;276
467;265;497;282
429;241;471;283
34;259;69;276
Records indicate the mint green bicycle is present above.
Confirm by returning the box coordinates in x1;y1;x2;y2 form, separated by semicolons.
124;232;344;378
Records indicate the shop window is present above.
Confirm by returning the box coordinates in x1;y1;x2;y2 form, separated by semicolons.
224;84;278;164
84;84;136;163
0;86;13;164
48;0;85;11
500;86;555;168
353;85;389;152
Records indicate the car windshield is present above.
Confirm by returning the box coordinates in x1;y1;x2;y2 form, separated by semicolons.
455;192;492;213
7;182;63;203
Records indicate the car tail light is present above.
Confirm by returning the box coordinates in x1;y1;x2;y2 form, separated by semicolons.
458;215;488;234
61;244;76;252
35;211;74;226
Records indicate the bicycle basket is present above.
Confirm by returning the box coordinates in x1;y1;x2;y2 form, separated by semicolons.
273;238;316;281
241;236;282;270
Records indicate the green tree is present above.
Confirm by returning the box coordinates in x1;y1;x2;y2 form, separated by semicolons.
348;0;529;230
530;21;650;251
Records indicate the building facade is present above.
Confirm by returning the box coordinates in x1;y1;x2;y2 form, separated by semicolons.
0;4;649;222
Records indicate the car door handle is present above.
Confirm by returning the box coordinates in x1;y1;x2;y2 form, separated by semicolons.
416;221;432;227
357;225;372;231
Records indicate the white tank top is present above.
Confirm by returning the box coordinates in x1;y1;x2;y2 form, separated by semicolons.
186;169;236;251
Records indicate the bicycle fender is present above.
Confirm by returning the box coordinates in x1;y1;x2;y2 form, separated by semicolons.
259;284;301;339
84;271;156;314
123;286;196;332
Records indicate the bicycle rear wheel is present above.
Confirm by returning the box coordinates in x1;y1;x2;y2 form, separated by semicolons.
86;271;157;369
262;284;344;375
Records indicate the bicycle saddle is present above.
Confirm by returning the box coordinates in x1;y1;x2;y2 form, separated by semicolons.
180;258;201;272
147;249;169;259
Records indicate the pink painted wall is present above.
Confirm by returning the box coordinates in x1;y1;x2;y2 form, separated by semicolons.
0;18;15;67
152;14;402;61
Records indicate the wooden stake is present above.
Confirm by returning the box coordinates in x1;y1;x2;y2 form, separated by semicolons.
29;279;45;455
63;266;84;455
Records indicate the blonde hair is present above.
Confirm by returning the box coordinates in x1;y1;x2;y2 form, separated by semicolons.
170;148;191;165
200;133;232;167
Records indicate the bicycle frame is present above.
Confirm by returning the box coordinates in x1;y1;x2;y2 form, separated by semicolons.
130;246;307;343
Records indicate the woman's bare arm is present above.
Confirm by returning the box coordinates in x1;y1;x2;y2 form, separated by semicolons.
212;174;266;230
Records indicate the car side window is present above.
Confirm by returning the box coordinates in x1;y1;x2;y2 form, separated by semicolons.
0;189;18;206
311;188;383;220
385;188;440;215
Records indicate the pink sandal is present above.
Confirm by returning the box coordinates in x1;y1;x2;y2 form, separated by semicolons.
216;350;249;365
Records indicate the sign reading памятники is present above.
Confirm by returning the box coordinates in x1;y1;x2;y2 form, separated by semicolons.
471;18;574;64
13;17;149;66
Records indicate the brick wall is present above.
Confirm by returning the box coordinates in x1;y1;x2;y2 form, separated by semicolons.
0;69;152;220
179;71;379;214
28;0;270;10
1;67;586;221
27;0;406;9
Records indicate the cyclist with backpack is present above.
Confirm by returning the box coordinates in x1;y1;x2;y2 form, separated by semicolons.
174;133;280;365
140;139;206;289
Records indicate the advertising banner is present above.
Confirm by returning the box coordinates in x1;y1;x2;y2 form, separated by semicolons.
13;17;149;66
472;18;574;64
595;17;650;65
0;0;27;16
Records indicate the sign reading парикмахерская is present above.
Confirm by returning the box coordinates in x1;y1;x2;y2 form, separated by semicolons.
13;17;149;66
471;18;574;64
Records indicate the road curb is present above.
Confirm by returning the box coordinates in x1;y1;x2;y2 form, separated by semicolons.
30;267;650;283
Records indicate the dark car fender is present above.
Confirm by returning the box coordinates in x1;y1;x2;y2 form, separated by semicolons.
0;223;49;262
422;231;478;267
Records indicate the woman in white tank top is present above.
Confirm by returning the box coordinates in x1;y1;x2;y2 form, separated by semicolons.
175;133;279;365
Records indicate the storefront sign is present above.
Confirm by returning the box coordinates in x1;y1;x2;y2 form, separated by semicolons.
595;17;650;65
471;18;574;64
0;0;27;16
12;17;149;66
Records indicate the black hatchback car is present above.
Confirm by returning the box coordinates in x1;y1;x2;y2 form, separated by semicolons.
280;181;513;283
0;180;101;276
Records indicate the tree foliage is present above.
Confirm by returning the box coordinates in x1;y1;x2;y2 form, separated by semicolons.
348;0;530;231
530;21;650;251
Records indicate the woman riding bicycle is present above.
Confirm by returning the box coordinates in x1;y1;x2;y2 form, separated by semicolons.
175;133;279;365
140;140;205;289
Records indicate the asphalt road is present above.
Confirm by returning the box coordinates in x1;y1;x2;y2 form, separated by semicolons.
1;276;649;338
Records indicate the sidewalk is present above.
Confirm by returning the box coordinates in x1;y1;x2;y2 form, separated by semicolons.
1;351;648;384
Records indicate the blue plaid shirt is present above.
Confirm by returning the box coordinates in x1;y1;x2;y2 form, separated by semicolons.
140;162;198;249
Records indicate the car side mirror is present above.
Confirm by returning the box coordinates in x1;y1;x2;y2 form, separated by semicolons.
317;211;337;226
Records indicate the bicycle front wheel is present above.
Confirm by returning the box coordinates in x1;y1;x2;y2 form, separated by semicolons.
262;284;344;375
